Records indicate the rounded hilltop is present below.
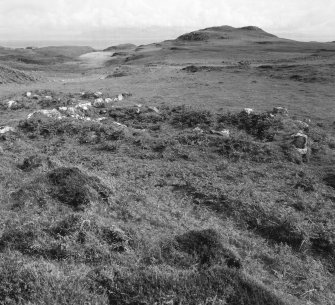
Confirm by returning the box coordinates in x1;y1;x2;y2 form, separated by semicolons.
177;25;277;41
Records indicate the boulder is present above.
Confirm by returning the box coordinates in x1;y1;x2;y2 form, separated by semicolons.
291;131;308;154
26;92;32;98
272;107;288;116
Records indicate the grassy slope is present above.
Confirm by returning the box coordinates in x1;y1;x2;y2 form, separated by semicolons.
0;27;335;305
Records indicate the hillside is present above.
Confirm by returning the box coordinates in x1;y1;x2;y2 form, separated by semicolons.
0;26;335;305
0;64;38;84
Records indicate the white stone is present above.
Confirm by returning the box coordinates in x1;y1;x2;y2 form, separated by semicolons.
7;100;17;109
0;126;15;134
118;94;124;101
93;98;105;108
148;106;160;114
113;122;127;128
211;129;230;138
45;96;52;100
193;127;204;133
94;91;103;98
26;92;32;97
243;108;254;114
105;98;113;103
76;102;92;111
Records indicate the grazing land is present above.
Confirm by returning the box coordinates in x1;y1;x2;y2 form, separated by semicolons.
0;26;335;305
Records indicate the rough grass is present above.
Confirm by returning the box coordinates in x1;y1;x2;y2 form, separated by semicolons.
0;97;335;304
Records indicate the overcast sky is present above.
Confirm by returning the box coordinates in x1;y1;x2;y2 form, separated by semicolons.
0;0;334;42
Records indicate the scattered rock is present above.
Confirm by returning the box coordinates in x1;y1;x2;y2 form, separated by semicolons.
27;109;63;120
26;92;32;98
45;96;52;101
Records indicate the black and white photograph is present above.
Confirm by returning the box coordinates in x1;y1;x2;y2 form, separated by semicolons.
0;1;334;304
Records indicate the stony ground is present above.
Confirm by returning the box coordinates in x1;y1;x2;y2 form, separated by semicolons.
0;27;335;305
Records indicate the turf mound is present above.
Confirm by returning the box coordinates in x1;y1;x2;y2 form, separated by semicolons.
47;167;111;210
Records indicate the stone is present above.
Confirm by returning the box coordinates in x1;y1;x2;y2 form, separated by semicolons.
291;131;308;155
45;96;53;100
193;127;204;133
0;126;15;134
94;91;103;98
93;98;105;108
26;92;32;98
243;108;254;114
295;120;309;130
211;129;230;138
76;102;92;111
272;106;288;116
105;98;113;103
7;100;17;109
148;106;160;114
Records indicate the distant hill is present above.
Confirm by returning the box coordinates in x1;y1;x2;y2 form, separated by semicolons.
35;46;95;58
103;43;136;52
177;25;277;41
